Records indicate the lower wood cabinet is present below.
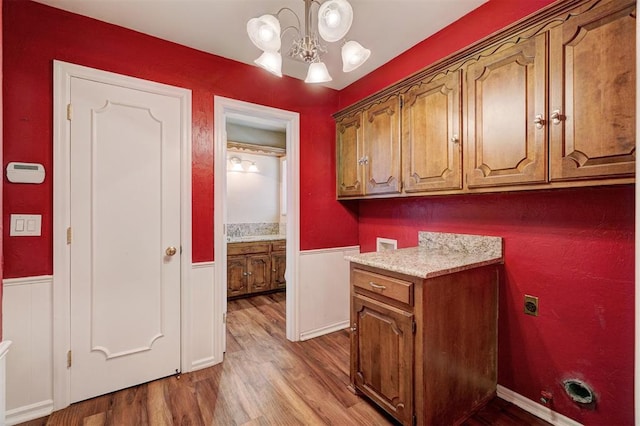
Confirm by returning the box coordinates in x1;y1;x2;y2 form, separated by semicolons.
350;263;498;425
227;240;286;299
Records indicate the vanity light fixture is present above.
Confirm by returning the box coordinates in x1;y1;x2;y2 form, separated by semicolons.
228;156;260;173
247;0;370;83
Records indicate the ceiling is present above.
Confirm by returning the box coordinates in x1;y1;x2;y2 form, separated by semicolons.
33;0;487;90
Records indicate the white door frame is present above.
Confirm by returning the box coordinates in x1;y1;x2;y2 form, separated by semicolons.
52;60;192;410
213;96;300;356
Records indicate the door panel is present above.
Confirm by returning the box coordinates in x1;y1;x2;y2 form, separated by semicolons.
466;34;548;188
403;72;462;192
248;254;271;293
336;114;364;197
70;76;181;402
227;256;248;297
364;97;402;195
549;0;636;180
352;294;413;425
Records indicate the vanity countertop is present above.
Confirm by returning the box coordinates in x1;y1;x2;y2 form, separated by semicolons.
227;235;285;243
345;232;503;279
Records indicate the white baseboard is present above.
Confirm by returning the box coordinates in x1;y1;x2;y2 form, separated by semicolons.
6;399;53;426
299;320;349;341
190;356;218;371
497;385;582;426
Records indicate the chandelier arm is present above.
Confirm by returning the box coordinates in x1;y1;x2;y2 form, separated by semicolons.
275;7;302;32
281;25;302;41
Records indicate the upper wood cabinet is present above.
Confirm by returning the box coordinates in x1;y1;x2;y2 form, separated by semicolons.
402;71;463;192
466;33;548;188
336;96;401;198
549;0;636;181
363;96;402;195
334;0;635;199
336;113;365;197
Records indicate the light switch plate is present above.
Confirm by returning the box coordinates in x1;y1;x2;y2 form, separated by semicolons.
10;214;42;236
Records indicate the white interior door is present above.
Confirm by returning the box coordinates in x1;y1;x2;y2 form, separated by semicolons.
69;76;182;403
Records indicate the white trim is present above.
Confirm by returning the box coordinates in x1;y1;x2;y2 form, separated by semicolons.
497;385;583;426
214;96;301;357
52;60;192;410
192;261;215;269
299;245;360;256
6;400;54;426
190;357;218;371
299;320;349;341
0;341;11;426
2;275;53;287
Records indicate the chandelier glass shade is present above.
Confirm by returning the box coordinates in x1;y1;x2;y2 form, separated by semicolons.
246;0;370;83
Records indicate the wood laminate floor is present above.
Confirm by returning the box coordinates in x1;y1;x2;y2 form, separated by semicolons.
20;292;551;426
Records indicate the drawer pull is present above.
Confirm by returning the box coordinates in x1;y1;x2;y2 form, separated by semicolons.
369;282;386;290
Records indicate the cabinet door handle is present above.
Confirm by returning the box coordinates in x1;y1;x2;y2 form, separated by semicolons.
247;271;253;276
550;109;564;125
534;114;546;129
450;134;459;143
272;268;277;272
243;272;248;276
369;282;386;290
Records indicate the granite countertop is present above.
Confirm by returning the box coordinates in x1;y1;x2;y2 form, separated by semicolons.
227;235;285;243
345;232;503;279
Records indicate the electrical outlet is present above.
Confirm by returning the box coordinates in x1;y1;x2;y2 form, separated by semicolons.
524;295;539;316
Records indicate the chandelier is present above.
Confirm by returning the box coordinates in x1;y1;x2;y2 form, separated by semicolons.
246;0;371;83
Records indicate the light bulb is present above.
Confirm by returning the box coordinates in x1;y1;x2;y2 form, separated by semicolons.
323;9;341;28
258;25;275;42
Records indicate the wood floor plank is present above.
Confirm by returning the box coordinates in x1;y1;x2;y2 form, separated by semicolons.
22;293;551;426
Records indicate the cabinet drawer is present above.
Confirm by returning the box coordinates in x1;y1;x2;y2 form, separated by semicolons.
353;269;413;305
271;240;286;252
227;242;270;256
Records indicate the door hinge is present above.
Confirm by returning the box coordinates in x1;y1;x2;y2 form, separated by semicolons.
180;246;183;254
67;104;72;121
412;321;417;334
67;350;72;368
412;414;417;426
223;312;227;324
400;97;404;108
66;227;72;244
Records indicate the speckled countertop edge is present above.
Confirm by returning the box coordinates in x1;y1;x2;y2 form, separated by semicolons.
345;232;503;279
227;235;285;243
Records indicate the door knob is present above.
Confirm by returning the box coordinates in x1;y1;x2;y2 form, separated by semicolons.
165;246;177;256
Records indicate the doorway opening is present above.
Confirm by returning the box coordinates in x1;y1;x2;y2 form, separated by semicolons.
213;96;300;362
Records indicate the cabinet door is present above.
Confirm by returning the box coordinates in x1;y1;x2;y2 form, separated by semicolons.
227;256;247;297
337;113;365;197
271;251;286;290
364;96;402;195
466;33;548;188
351;294;414;425
549;0;636;181
402;71;462;193
247;254;271;293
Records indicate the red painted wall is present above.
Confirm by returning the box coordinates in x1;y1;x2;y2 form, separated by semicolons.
344;0;635;424
2;0;359;278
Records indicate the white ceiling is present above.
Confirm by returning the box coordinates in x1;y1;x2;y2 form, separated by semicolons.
33;0;487;90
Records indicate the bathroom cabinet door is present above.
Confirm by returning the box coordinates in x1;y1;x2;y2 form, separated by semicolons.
227;255;248;297
247;254;271;293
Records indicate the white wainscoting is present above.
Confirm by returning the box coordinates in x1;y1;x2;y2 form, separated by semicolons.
298;246;360;341
3;275;54;425
0;341;13;426
190;262;218;370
